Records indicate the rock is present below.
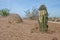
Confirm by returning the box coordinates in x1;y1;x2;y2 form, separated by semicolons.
52;37;58;40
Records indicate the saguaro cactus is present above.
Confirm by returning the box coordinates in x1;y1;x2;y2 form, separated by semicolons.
38;5;48;32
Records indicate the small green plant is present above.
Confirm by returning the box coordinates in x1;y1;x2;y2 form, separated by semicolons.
38;5;48;32
0;8;9;16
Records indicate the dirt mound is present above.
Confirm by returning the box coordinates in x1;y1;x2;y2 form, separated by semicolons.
0;14;22;24
8;14;23;23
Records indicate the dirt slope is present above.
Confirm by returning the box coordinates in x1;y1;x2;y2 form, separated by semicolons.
0;17;60;40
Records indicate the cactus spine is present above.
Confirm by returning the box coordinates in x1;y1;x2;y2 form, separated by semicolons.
38;5;48;32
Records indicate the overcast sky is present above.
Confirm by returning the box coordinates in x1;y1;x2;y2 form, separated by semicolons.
0;0;60;17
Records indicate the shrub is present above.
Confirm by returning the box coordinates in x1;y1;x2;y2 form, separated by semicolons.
24;8;39;20
0;8;9;16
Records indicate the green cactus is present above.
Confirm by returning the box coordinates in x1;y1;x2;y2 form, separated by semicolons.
38;5;48;32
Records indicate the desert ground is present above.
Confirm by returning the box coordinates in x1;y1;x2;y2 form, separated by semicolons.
0;15;60;40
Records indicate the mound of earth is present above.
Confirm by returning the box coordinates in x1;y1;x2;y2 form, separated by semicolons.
0;18;60;40
0;14;22;24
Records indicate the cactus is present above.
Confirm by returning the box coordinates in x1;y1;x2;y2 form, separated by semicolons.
38;5;48;32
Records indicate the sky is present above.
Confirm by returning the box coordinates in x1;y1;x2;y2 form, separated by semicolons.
0;0;60;18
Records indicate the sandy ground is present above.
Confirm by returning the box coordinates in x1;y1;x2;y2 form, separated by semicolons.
0;19;60;40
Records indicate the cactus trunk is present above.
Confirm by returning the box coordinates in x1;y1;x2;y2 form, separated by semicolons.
38;5;48;32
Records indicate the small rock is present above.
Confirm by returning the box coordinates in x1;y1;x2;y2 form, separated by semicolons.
52;37;58;40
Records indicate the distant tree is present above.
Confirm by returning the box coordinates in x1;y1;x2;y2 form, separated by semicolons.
0;8;9;16
24;8;39;20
